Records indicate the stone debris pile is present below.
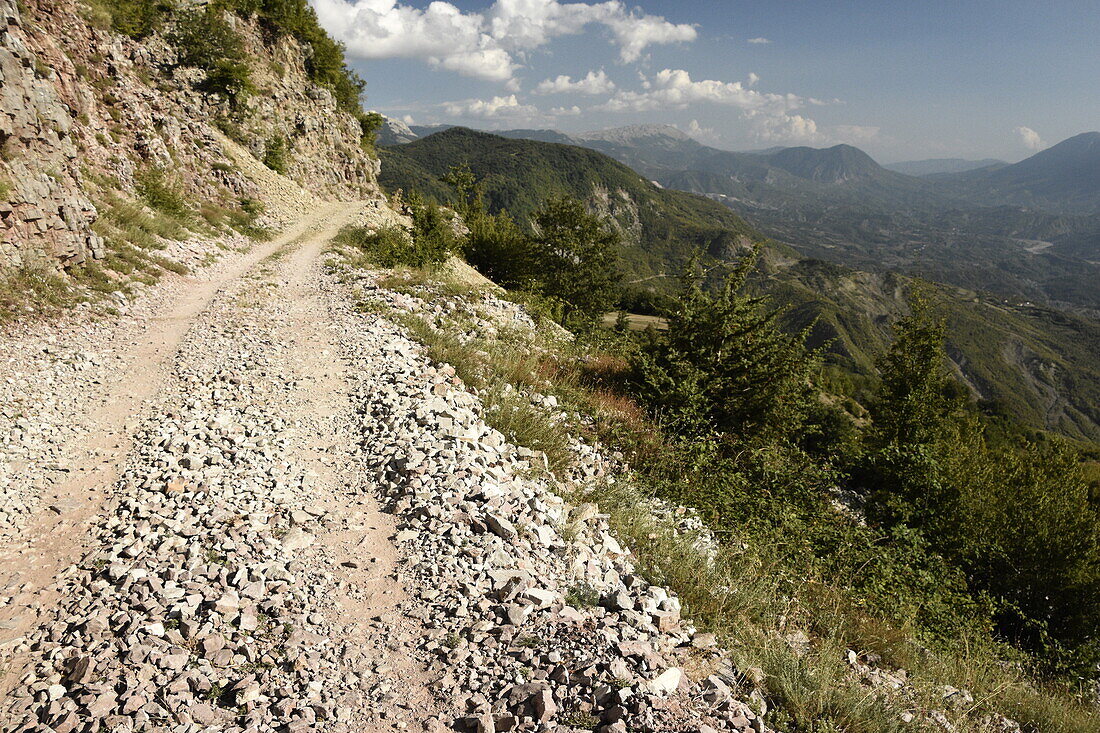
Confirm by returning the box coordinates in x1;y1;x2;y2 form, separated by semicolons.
2;289;375;732
338;269;768;732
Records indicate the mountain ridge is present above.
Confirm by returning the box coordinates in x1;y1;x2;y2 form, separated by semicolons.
380;127;1100;441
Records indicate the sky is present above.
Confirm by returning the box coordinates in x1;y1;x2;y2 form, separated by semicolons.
310;0;1100;162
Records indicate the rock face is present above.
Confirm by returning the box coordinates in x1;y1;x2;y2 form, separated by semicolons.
0;0;381;271
0;0;104;267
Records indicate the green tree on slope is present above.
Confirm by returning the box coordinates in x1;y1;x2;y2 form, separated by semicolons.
630;250;817;441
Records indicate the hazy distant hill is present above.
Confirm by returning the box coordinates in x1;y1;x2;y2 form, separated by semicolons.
766;144;887;183
550;125;1100;313
942;132;1100;214
885;158;1006;176
380;128;1100;440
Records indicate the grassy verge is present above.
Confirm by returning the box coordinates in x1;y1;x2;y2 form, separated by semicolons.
332;251;1100;733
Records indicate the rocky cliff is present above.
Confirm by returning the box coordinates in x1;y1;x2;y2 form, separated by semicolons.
0;0;380;271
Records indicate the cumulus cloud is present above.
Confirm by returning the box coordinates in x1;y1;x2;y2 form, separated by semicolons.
442;94;541;120
746;37;771;44
535;69;616;95
312;0;696;82
550;105;583;116
598;68;802;115
1015;126;1046;151
744;110;822;144
833;124;880;142
686;119;713;138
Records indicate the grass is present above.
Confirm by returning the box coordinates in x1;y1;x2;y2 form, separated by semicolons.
0;266;79;324
333;253;1100;733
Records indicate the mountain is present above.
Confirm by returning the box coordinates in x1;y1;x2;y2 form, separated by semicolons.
765;144;887;183
381;129;1100;441
943;132;1100;213
557;127;1100;314
376;116;418;146
380;127;760;281
576;124;699;148
885;158;1006;176
493;128;579;145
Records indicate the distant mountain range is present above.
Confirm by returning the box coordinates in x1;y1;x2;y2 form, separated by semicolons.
938;132;1100;213
378;127;1100;441
884;158;1006;176
380;121;1099;315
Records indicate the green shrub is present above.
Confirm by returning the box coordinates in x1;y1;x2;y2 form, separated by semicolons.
337;226;422;269
87;0;172;39
857;294;1100;674
134;167;189;220
222;0;365;114
262;135;290;175
630;250;817;441
357;111;385;151
170;5;252;107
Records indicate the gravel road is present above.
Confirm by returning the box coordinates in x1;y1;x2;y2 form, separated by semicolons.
0;203;761;733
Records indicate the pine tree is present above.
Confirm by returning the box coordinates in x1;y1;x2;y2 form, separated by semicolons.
529;197;620;325
630;249;817;441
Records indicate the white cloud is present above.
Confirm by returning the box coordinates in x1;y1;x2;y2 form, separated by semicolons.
833;124;880;142
535;69;616;95
402;114;416;125
312;0;696;82
745;110;822;144
1015;126;1046;151
602;9;697;62
686;119;712;138
598;68;802;115
595;69;829;145
550;105;583;116
442;94;540;120
746;37;771;44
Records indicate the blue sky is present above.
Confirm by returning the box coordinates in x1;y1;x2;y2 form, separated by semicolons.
311;0;1100;162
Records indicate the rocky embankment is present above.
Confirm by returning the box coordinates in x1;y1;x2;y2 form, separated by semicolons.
0;220;767;731
0;0;378;271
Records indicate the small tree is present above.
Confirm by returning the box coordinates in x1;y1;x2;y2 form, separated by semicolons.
441;164;484;223
529;197;620;325
630;250;817;441
465;210;538;291
170;5;252;108
858;291;967;525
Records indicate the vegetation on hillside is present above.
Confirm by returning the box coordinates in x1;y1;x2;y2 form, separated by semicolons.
88;0;378;143
350;157;1100;730
380;128;1100;442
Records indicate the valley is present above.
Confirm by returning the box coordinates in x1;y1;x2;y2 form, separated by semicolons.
379;127;1100;442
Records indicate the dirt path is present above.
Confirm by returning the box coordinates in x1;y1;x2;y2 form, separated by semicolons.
264;220;444;730
0;202;361;691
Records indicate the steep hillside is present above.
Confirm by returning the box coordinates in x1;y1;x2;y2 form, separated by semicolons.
380;127;762;280
382;128;1100;441
942;132;1100;213
0;0;380;277
766;144;887;183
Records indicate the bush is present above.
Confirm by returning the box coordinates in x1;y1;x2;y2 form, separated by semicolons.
170;5;252;107
465;211;538;290
529;197;620;326
336;205;454;270
262;136;290;175
134;167;189;220
630;250;817;441
222;0;365;114
857;294;1100;674
357;111;385;150
90;0;172;39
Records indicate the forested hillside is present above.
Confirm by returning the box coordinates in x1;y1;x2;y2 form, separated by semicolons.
381;129;1100;442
